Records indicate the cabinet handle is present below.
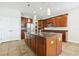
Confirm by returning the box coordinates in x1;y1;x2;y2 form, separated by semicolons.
51;41;54;44
50;41;55;48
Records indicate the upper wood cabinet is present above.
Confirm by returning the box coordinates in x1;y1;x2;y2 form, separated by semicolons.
21;17;33;29
21;17;33;40
21;17;32;25
55;14;67;27
47;17;56;27
38;19;47;29
47;14;68;27
21;17;28;26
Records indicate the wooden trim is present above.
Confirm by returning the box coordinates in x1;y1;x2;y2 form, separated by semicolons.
48;13;68;19
38;13;68;20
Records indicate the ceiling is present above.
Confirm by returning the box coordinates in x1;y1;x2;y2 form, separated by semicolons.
0;2;79;19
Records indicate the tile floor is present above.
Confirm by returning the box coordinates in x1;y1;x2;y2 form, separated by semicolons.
0;40;79;56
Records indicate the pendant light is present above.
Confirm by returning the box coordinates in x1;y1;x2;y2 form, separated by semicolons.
47;8;51;16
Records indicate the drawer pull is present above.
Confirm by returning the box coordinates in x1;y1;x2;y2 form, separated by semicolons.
51;41;54;44
59;38;61;41
51;41;55;48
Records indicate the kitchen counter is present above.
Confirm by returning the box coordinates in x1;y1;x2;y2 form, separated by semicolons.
37;32;61;38
44;27;68;31
27;32;58;40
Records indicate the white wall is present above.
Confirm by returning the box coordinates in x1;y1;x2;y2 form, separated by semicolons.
0;7;21;43
68;8;79;43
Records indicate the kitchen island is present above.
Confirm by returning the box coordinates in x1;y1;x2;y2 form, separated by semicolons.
25;32;62;56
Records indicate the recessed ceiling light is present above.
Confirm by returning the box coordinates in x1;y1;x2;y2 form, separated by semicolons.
40;7;42;10
27;4;30;7
26;2;30;7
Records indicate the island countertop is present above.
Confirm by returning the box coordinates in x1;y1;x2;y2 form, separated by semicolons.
29;32;62;39
38;32;62;38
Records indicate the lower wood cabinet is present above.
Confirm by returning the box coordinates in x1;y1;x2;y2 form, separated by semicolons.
56;34;62;55
46;36;57;56
35;36;46;56
25;33;62;56
30;35;36;52
21;31;25;39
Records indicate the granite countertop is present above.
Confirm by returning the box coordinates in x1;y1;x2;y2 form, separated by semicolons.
40;32;60;38
30;32;61;38
44;27;68;30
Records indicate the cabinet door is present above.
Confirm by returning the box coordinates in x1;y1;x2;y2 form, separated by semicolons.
30;35;36;52
38;37;46;56
47;18;56;27
43;20;47;27
21;31;25;39
46;36;57;56
55;16;62;27
35;36;40;55
56;34;62;55
38;20;42;29
55;15;67;27
38;19;47;29
52;18;56;26
62;32;67;42
35;36;46;56
60;15;67;27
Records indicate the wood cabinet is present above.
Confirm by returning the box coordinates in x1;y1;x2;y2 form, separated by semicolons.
38;14;68;29
21;17;32;24
47;17;56;27
55;14;67;27
38;19;47;29
30;35;36;52
47;14;68;27
55;16;62;27
45;33;62;56
21;17;33;40
56;34;62;55
21;31;25;39
21;17;28;27
36;36;46;56
25;33;62;56
46;35;57;56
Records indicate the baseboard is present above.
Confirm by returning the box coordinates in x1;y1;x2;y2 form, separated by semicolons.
67;40;79;44
0;39;20;43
